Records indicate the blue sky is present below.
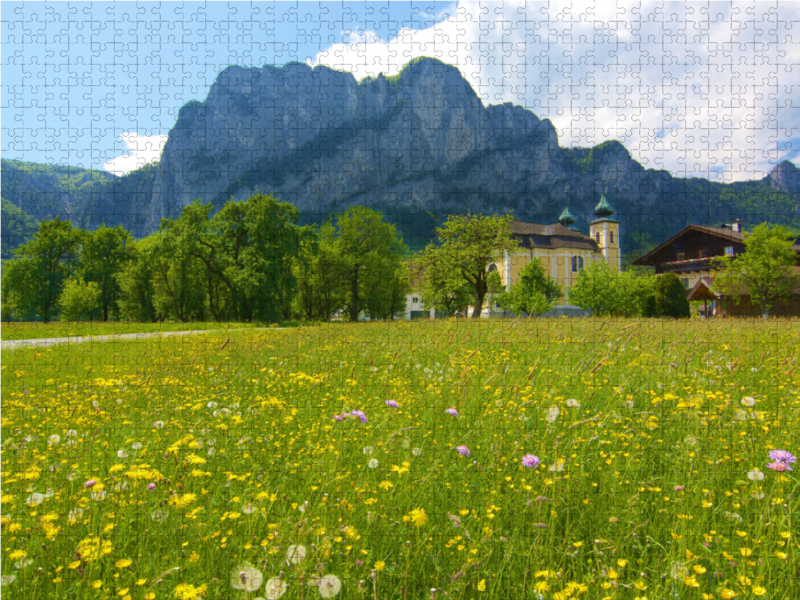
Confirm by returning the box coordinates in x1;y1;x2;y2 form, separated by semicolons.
2;1;799;181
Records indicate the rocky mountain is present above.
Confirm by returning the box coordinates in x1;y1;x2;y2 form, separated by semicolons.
144;57;800;247
3;57;799;256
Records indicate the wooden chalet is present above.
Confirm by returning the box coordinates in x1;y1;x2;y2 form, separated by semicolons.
633;222;800;317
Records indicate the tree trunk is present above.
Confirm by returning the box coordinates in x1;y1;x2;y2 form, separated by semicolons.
349;268;360;322
471;292;484;318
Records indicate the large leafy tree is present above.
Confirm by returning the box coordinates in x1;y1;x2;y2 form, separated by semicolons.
76;225;133;321
334;207;408;322
1;218;83;322
415;245;473;316
711;223;799;317
569;261;623;316
499;257;563;316
163;193;306;322
151;229;207;322
616;269;656;317
292;222;349;321
423;214;519;318
59;277;102;321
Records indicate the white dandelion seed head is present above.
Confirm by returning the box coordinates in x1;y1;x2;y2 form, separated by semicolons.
26;492;44;506
153;420;165;429
566;399;580;408
545;406;560;423
368;458;379;469
362;446;374;456
47;434;61;445
131;442;142;450
264;577;288;600
318;574;342;598
747;470;765;481
741;397;756;407
117;450;129;459
287;544;307;564
231;563;263;592
412;447;421;457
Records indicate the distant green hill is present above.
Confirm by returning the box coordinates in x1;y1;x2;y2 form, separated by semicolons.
1;159;118;221
1;197;39;259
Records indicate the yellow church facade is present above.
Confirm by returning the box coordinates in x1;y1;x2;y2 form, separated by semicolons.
484;192;621;313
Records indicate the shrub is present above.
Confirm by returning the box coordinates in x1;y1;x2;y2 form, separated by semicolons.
654;272;690;318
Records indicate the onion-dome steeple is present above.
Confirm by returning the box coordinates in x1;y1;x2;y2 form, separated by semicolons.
557;205;579;231
594;180;615;218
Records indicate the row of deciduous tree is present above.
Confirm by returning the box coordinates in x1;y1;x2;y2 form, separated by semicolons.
4;195;796;322
1;194;411;323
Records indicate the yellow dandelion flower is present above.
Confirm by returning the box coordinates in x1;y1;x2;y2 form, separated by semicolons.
477;579;486;592
374;561;385;572
115;559;132;568
409;508;428;527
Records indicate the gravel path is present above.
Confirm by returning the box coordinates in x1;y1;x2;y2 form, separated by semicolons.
1;328;264;351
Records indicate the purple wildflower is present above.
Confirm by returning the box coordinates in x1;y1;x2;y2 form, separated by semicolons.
521;454;540;469
669;363;679;368
350;410;368;424
445;407;459;417
333;414;346;422
84;479;97;488
456;445;470;457
385;400;399;409
768;461;792;472
674;485;685;492
147;483;156;491
769;449;797;464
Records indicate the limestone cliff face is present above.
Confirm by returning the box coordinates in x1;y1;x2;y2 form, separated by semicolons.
147;58;590;231
145;57;795;238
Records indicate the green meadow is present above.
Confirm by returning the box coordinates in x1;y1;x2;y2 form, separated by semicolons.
1;318;798;600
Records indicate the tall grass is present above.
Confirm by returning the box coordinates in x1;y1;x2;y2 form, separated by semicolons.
1;318;798;599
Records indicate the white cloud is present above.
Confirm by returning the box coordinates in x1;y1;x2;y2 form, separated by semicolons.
103;132;168;176
310;1;800;182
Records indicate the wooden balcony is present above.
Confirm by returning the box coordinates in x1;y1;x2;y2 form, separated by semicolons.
659;257;713;273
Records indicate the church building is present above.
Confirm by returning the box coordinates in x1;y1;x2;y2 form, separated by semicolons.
485;186;621;315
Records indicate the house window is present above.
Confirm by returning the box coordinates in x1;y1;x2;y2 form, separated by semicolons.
677;252;685;261
487;263;498;272
700;249;709;258
595;232;600;243
609;231;614;244
571;256;584;273
412;297;419;304
724;246;734;256
682;278;690;289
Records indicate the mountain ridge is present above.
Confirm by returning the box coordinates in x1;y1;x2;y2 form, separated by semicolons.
3;57;800;256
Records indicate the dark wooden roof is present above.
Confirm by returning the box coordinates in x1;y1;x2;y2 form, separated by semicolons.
633;224;800;267
632;225;747;267
510;220;601;252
